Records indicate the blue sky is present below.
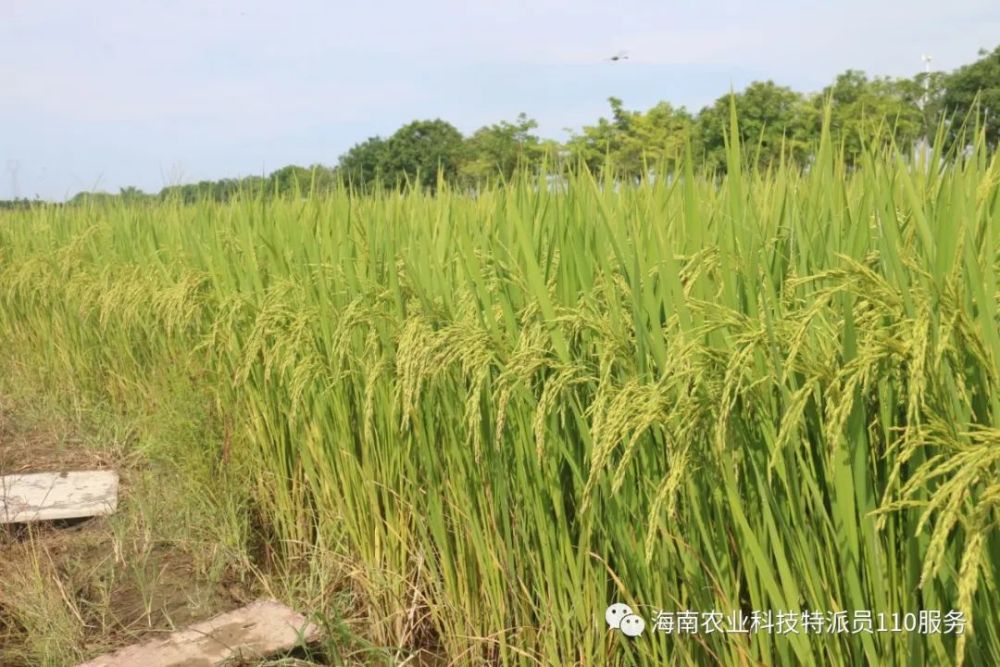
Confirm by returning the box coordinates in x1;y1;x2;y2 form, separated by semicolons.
2;0;998;200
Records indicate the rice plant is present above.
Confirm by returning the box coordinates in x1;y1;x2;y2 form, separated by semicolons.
0;119;998;665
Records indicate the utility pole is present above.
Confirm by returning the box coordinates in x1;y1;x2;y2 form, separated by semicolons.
921;54;933;109
920;54;933;162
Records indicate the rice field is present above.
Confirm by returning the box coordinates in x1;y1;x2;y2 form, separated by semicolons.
1;122;999;665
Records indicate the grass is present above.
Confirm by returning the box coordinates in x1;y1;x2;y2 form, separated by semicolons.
0;120;998;665
0;365;369;665
0;380;239;666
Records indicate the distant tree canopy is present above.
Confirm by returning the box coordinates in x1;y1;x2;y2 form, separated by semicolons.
24;42;995;208
818;70;925;164
567;98;695;177
338;136;390;187
461;113;546;183
383;119;465;189
697;81;814;171
337;120;466;190
941;45;1000;146
0;197;42;210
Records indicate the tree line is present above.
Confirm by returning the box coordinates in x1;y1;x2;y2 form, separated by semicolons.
4;45;997;208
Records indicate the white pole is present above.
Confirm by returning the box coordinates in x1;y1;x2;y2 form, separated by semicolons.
920;54;933;162
921;54;932;109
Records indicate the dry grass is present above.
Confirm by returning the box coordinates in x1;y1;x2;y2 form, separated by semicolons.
0;394;249;665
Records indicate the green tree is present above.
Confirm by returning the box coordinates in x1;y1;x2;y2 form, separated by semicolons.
697;81;813;171
565;98;694;179
817;70;924;164
899;69;949;145
118;186;149;203
565;97;628;173
941;45;1000;146
461;113;543;184
68;191;116;206
384;119;466;190
616;101;695;178
268;165;335;196
337;136;390;188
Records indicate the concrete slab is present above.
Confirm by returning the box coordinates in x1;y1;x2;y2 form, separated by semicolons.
0;470;119;524
77;599;320;667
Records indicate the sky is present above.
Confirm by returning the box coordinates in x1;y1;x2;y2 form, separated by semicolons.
2;0;998;201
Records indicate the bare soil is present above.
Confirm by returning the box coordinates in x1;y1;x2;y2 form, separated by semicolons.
0;400;249;665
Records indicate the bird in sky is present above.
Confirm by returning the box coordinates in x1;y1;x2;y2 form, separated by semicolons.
608;50;629;62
